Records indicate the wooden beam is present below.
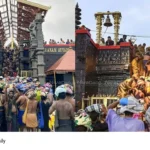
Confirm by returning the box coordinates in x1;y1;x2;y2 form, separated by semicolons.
0;4;6;8
17;0;51;11
2;16;8;20
10;4;17;8
3;21;8;24
12;16;17;20
12;21;17;24
3;21;8;25
1;11;7;15
11;10;17;14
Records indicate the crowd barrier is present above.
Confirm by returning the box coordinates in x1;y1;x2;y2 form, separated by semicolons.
81;95;119;109
21;71;32;77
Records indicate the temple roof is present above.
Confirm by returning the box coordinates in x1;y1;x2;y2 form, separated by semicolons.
46;49;75;74
0;0;51;43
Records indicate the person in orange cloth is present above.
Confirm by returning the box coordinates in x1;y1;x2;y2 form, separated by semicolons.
138;55;144;76
26;91;38;132
131;55;140;76
117;74;138;98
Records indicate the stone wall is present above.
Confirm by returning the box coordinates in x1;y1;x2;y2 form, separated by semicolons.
97;44;131;96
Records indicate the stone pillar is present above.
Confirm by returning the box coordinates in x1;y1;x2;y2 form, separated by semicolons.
30;38;38;78
31;57;38;78
35;13;45;85
95;14;103;44
113;13;121;45
19;40;24;75
75;29;91;110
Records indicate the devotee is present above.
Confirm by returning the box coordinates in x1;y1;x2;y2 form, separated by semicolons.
16;89;27;131
40;92;51;132
25;91;38;132
5;84;20;131
70;39;74;44
143;52;150;76
117;74;138;98
0;82;7;131
60;38;65;44
64;84;75;111
123;35;127;42
141;43;146;55
106;36;114;46
66;39;70;44
85;104;108;131
131;55;140;75
63;84;75;130
145;107;150;131
106;98;145;132
138;55;144;76
49;39;52;44
145;77;150;94
52;39;56;44
118;35;127;44
100;38;105;45
44;83;53;105
49;86;74;132
74;111;92;132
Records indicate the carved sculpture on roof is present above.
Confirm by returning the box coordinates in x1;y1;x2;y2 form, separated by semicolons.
35;13;44;23
29;20;36;40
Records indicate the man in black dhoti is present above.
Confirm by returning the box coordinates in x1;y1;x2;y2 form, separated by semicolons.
49;86;74;132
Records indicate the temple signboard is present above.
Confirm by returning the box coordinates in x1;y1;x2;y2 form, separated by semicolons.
44;45;75;53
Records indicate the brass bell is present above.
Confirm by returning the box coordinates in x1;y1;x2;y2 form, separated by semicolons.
104;15;112;27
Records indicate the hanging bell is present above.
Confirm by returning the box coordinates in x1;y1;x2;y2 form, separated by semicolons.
104;15;112;27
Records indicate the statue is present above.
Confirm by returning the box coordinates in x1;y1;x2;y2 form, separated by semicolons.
29;20;37;40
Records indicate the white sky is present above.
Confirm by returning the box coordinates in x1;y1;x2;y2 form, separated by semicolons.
77;0;150;46
5;0;75;46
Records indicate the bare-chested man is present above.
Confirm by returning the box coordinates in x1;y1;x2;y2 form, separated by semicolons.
45;87;53;105
26;91;38;132
5;84;20;131
0;84;7;131
64;84;75;131
16;90;27;131
49;86;74;132
64;84;75;111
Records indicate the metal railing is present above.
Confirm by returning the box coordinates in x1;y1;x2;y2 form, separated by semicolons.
82;95;119;109
21;70;32;77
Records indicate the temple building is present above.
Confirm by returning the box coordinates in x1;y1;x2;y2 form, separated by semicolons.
0;0;75;86
20;42;75;88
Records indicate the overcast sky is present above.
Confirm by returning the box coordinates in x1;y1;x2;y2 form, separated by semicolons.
29;0;75;42
76;0;150;46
